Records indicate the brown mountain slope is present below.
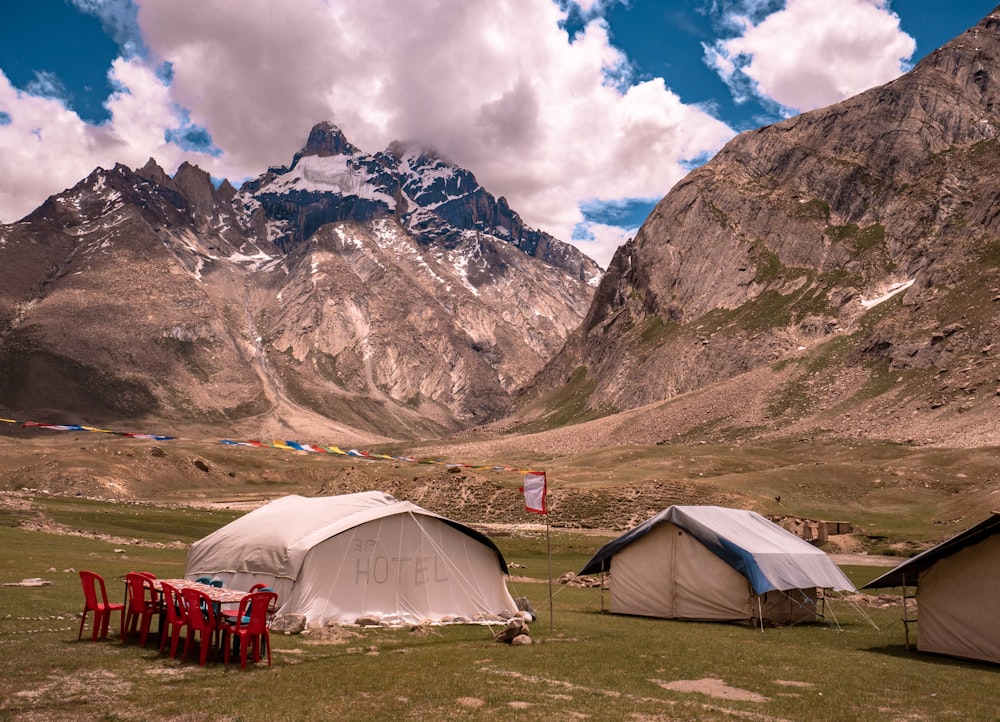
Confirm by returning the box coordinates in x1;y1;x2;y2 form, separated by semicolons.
0;127;598;441
0;164;267;424
525;7;1000;447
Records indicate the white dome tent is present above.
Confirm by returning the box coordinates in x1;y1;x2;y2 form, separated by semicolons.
184;491;518;626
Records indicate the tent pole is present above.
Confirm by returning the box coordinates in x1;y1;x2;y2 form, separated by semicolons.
901;573;911;650
546;511;554;633
757;596;764;633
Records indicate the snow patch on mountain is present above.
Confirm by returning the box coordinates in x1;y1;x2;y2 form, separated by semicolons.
228;250;274;271
396;149;472;209
271;155;395;205
449;250;481;297
334;226;365;250
861;279;915;309
372;218;410;252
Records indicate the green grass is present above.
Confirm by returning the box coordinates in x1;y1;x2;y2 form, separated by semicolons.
514;366;611;432
790;198;831;223
1;512;998;722
751;243;785;283
692;274;835;336
639;316;679;346
38;497;241;546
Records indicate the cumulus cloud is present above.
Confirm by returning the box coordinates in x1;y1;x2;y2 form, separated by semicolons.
69;0;145;58
0;75;100;218
0;60;222;222
573;221;638;269
0;0;738;268
705;0;916;114
24;70;70;101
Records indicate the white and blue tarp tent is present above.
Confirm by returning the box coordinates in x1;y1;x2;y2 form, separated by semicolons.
579;505;855;624
184;491;518;627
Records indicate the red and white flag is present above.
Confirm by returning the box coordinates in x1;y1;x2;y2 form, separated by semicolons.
520;471;547;514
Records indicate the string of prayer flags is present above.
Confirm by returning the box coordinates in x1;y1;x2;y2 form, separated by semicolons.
12;419;174;440
4;417;540;478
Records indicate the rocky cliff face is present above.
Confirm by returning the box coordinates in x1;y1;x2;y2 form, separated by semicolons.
239;122;599;282
528;8;1000;446
0;125;599;440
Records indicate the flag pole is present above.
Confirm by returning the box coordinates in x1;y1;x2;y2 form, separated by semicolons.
545;508;553;633
519;469;551;632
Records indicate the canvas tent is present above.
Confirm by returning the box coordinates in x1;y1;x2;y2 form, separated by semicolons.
184;491;518;626
863;513;1000;664
578;505;855;624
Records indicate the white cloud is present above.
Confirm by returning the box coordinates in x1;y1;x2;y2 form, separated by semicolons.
24;70;70;101
573;222;637;269
103;59;184;156
0;0;737;268
569;0;609;14
706;0;916;113
0;72;111;220
0;60;223;223
69;0;145;58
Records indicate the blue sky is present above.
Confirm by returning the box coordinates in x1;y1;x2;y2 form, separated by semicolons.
0;1;996;267
596;1;994;131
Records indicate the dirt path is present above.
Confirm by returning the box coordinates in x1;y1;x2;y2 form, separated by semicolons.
827;553;899;567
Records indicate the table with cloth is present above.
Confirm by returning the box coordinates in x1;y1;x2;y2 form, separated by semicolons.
154;579;250;658
154;578;248;606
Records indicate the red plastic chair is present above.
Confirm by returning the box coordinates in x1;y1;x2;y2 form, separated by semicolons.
221;584;277;623
181;587;219;665
159;582;189;659
123;572;162;646
219;591;277;668
78;570;125;641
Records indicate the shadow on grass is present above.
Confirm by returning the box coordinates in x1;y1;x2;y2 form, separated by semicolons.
864;643;999;671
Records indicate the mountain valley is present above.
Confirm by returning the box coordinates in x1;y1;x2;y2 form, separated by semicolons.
1;8;999;549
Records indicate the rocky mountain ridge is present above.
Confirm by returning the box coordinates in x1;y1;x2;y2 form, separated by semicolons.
237;122;598;283
0;124;599;441
523;7;1000;447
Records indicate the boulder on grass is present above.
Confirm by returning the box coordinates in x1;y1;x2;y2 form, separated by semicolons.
270;613;307;634
495;617;530;644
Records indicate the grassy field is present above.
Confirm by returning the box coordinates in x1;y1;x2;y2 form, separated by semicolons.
3;433;999;549
1;499;997;722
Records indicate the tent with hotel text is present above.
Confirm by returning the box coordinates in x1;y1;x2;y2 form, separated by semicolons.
578;505;855;625
184;492;518;626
